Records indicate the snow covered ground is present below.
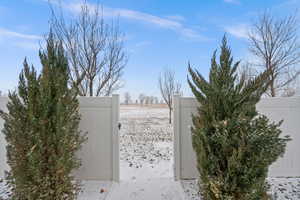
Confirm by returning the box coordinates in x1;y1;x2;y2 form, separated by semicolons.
0;179;112;200
106;178;186;200
0;179;10;200
0;105;177;200
1;105;299;199
181;178;300;200
119;105;173;181
268;178;300;199
77;181;112;200
111;105;185;200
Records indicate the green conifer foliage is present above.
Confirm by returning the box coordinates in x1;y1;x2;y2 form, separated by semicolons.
0;34;85;200
188;36;290;200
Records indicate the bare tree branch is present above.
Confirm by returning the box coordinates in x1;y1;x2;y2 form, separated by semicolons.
138;93;147;105
124;92;131;105
50;0;127;96
238;62;258;82
248;11;300;97
158;69;182;124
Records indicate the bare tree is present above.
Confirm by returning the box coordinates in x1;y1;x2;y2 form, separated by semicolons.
150;96;156;104
144;96;150;105
138;93;145;105
50;1;127;96
248;12;300;97
281;71;300;97
124;92;131;105
158;69;182;124
238;62;257;82
281;87;296;97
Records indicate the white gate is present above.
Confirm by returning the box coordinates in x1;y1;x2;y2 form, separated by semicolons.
173;95;300;180
0;95;120;181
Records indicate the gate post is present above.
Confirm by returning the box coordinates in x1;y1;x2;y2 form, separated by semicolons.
173;94;181;180
111;94;120;182
0;97;9;179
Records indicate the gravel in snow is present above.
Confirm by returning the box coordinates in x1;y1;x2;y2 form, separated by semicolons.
0;179;10;200
119;105;174;181
0;179;112;200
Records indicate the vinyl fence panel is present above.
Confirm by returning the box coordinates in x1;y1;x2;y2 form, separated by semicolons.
173;96;300;180
0;95;120;181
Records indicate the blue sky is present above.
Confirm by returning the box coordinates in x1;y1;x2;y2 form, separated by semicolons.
0;0;299;100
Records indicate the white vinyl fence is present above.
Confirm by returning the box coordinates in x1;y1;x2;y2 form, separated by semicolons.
0;97;8;179
173;95;300;180
0;95;120;181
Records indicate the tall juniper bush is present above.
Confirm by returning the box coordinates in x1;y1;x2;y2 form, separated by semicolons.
188;36;290;200
0;34;85;200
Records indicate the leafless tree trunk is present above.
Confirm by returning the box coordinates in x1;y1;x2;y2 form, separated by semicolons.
248;12;300;97
281;87;296;97
124;92;131;105
238;62;258;82
145;96;150;105
281;70;300;97
139;94;145;105
50;1;127;96
149;96;155;104
158;69;182;124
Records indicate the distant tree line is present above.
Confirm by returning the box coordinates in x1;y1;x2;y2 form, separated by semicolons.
123;92;163;105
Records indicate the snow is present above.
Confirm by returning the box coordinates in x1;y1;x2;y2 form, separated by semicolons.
181;178;300;200
119;105;173;181
77;181;112;200
268;178;300;199
0;179;10;200
181;179;201;200
1;104;299;200
106;178;186;200
0;179;112;200
105;105;186;200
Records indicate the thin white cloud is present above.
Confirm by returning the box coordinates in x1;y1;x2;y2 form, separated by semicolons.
102;7;182;28
0;28;42;40
224;24;250;39
0;27;42;50
63;1;208;41
13;41;41;51
165;15;186;22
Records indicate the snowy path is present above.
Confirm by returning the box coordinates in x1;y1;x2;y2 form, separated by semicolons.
109;106;187;199
106;178;186;200
77;181;112;200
